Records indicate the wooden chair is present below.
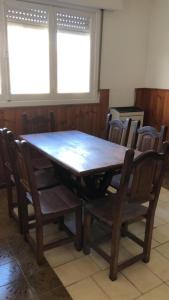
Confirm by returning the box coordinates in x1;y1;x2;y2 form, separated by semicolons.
12;138;82;264
105;112;112;140
131;125;167;152
22;111;56;170
83;142;169;280
0;128;16;219
107;118;132;147
111;123;166;191
0;128;59;232
22;111;56;134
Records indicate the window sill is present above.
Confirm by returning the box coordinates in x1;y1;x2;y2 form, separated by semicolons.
0;95;100;107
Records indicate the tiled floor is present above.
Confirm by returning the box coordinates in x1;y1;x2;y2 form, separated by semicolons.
45;186;169;300
0;171;169;299
0;189;72;300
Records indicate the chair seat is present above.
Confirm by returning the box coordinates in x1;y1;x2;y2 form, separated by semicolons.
35;167;59;190
86;194;148;226
39;185;81;218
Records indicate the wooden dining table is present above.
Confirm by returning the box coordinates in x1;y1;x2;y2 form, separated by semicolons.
21;130;131;197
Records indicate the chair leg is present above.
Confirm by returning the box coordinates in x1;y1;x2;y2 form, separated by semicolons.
121;223;128;237
109;226;121;281
7;180;13;218
74;207;82;251
36;223;45;265
83;210;92;255
22;195;29;240
58;216;64;230
143;215;154;263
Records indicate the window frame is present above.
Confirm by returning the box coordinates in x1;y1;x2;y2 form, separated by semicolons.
0;0;101;106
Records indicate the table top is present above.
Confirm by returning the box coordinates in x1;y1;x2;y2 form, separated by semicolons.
22;130;129;176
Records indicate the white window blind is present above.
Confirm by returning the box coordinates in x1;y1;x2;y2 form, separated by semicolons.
6;3;50;95
6;6;48;26
56;9;91;94
56;12;90;33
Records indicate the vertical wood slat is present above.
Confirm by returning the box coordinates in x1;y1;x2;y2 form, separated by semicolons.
0;89;109;186
135;88;169;139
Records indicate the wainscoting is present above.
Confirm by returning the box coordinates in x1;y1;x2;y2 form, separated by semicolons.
135;88;169;139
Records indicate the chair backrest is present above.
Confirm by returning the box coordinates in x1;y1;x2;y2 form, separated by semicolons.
22;111;56;134
0;128;13;173
132;125;167;152
106;112;112;139
107;118;132;146
10;138;41;217
130;120;141;148
117;142;169;212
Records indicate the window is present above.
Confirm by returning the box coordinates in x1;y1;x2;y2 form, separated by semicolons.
7;9;50;94
0;1;101;105
56;11;91;94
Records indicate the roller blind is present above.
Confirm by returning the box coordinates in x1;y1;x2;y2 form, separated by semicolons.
56;11;90;33
6;6;48;25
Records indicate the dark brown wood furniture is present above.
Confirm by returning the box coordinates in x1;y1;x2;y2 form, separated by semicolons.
105;112;112;139
107;118;132;147
22;111;56;134
83;143;169;280
131;125;167;152
21;130;132;176
22;112;57;171
22;130;137;198
13;139;82;264
111;123;166;191
0;128;59;232
0;129;16;219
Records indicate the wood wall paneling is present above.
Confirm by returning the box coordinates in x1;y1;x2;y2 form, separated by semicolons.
135;88;169;139
0;90;109;186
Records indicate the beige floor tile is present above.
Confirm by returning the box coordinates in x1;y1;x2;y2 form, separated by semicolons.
153;223;169;244
146;249;169;281
128;221;146;235
151;238;160;248
92;270;140;300
68;243;84;259
100;240;132;264
156;242;169;260
121;237;142;256
54;256;100;286
89;250;109;270
13;204;34;218
122;262;162;293
45;244;75;268
67;277;109;300
30;224;68;244
154;215;168;227
137;284;169;300
159;188;169;203
121;234;159;254
155;207;169;225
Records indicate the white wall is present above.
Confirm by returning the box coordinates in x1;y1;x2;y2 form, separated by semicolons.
100;0;151;107
28;0;123;10
145;0;169;88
